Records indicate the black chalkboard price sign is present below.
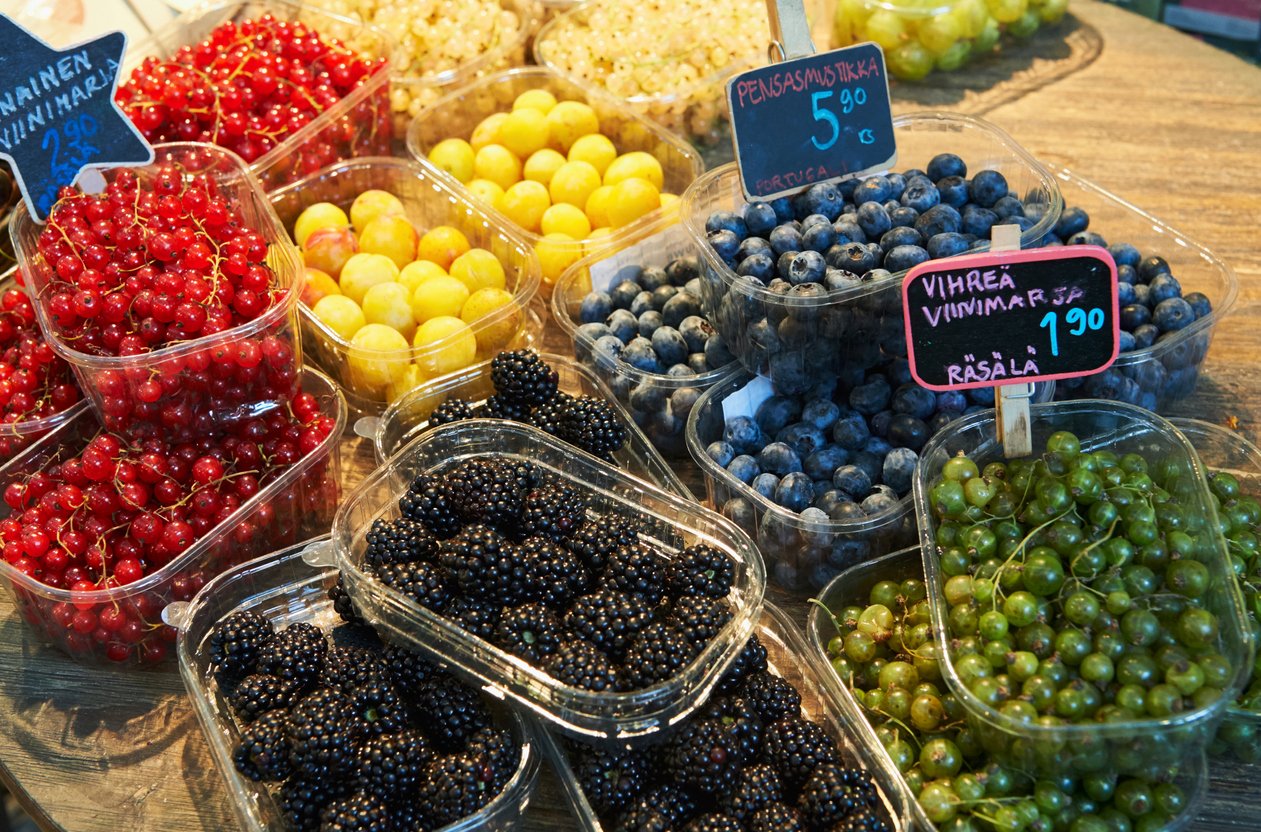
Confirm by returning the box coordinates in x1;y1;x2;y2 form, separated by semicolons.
725;41;896;201
0;16;153;223
902;246;1120;391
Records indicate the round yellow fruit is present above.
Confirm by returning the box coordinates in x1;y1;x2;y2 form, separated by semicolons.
362;281;417;340
350;190;405;231
349;324;411;389
417;226;472;270
473;144;522;192
450;248;507;293
541;203;592;239
584;185;615;229
359;214;419;269
427;138;476;184
339;253;400;306
312;294;366;341
410;275;471;323
462;287;520;352
659;192;681;221
470;112;508;151
499;180;551;233
546;101;600;152
301;267;341;307
568;133;618;177
413;316;477;378
604;152;665;189
513;89;558;114
386;364;425;405
398;260;447;295
467;178;506;211
294;202;349;247
535;233;582;284
523;149;567;187
608;177;661;229
549;160;602;210
499;108;550;159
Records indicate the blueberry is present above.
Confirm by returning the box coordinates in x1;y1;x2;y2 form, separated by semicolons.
869;410;893;437
992;195;1025;219
670;386;701;421
637;311;664;337
828;241;881;275
662;292;701;327
651;285;679;310
1120;303;1151;330
769;225;803;256
667;364;695;379
1148;273;1182;304
853;176;892;205
857;202;892;239
863;435;893;456
827;499;867;524
756;396;802;435
751;472;780;499
1153;297;1195;332
1118;330;1137;352
929;411;957;433
736;237;773;263
935;176;969;209
832;463;872;498
935;390;967;412
850;379;891;415
824;268;864;292
580;291;613;323
961;204;998;238
775;251;798;282
721;498;756;532
967;386;995;406
749;318;780;353
804;445;849;480
727;454;760;484
1053;207;1090;240
927;232;971;260
887;414;930;451
592;334;625;364
706;210;749;239
801;399;841;431
774;472;814;512
667;257;701;286
787;250;826;285
968;170;1008;208
685;278;704;297
621;336;662;372
801;213;832;231
688;353;710;373
851;451;884;486
651;327;688;366
881;226;923;251
884;360;914;387
578;321;612;344
802;222;836;253
834;218;866;244
861;488;900;515
630;291;655;316
891;384;937;420
884;245;930;272
915;204;963;238
769;197;794;224
777;422;827;456
704;334;734;368
889;206;920;229
882;447;919;495
629;381;666;413
758;442;803;475
610;280;642;310
900;178;941;213
706;441;735;468
1184;292;1212;318
1139;256;1171;281
1068;231;1108;247
602;311;641;346
743;202;778;237
708;229;742;262
737;253;776;284
1132;283;1152;307
927;153;967;181
675;316;711;353
723;415;765;454
1117;264;1138;285
831;411;870;450
639;267;671;291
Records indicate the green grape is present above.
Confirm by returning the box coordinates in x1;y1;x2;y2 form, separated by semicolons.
863;9;909;51
935;40;972;72
887;40;936;81
974;17;1002;52
917;12;963;55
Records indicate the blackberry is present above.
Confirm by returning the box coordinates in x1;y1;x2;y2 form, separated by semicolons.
256;622;328;688
350;681;409;736
228;673;299;722
320;645;390;694
719;762;783;824
419;674;493;751
418;752;496;827
665;718;741;795
382;642;441;696
319;792;389;832
761;716;840;792
444;458;529;528
232;710;292;782
670;596;734;646
701;695;763;764
832;807;892;832
520;483;587;541
329;575;364;625
604;543;669;604
490;349;560;407
747;802;807;832
479;393;534;421
377;560;454;613
355;729;431;803
613;806;673;832
668;544;735;599
559;396;627;459
615;784;698;831
287;688;363;777
573;744;652;817
741;671;803;722
529;392;573;438
546;640;621;692
280;775;351;832
363;517;437;570
564;590;653;657
209;610;274;676
682;813;742;832
796;763;878;829
622;620;698;689
437;524;517;602
399;473;461;538
442;595;502;641
466;725;521;793
494;602;563;664
429;396;476;427
563;515;640;573
389;802;426;832
519;535;589;608
717;634;768;694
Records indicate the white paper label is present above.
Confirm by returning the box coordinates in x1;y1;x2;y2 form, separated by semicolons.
721;375;775;423
588;224;695;293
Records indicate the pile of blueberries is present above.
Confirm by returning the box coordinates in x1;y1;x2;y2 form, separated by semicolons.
696;154;1054;394
574;255;737;456
1042;205;1214;409
698;360;1013;591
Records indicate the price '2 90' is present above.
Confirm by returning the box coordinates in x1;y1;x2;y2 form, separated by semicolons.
810;87;869;151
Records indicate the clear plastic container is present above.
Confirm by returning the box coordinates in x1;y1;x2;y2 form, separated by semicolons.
1045;168;1238;412
405;67;705;288
914;400;1253;777
11;143;304;442
331;419;766;741
538;600;912;832
680;113;1063;392
808;547;1210;832
551;216;737;460
267;157;542;416
532;0;769;150
0;366;346;666
120;0;394;191
356;351;694;500
170;538;540;832
686;368;1055;595
1168;418;1261;763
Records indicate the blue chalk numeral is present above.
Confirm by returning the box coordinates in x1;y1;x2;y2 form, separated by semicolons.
1041;306;1106;357
811;92;839;151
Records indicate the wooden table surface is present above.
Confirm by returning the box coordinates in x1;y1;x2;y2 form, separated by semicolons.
3;2;1261;829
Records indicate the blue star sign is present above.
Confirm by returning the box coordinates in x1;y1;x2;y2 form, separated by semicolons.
0;16;153;223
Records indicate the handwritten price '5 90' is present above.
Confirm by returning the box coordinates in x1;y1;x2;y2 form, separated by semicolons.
810;88;870;151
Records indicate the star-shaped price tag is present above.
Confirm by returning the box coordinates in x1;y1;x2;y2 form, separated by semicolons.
0;15;153;223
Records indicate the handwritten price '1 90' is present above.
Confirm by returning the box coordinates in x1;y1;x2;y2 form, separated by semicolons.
1039;306;1106;357
810;87;869;151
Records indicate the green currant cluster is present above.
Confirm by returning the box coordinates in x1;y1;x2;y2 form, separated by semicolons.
822;574;1189;831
